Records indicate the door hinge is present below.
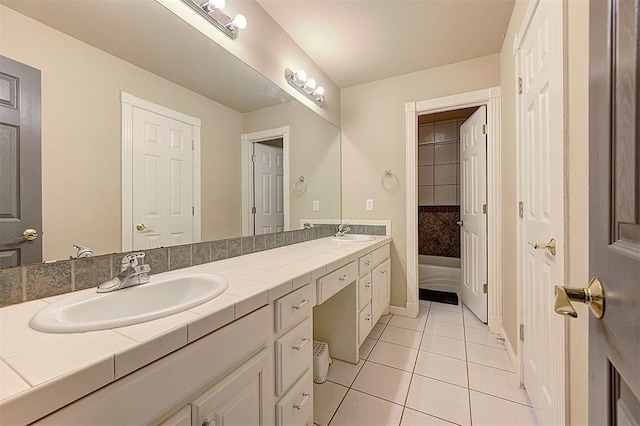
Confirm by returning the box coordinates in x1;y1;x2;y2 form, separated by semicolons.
192;140;194;150
518;201;524;218
482;124;488;135
482;204;487;214
251;154;256;162
192;206;195;216
251;206;256;214
519;324;525;341
482;283;488;294
518;77;523;94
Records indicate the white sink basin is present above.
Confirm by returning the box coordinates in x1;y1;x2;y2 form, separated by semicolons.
333;234;376;242
30;273;228;333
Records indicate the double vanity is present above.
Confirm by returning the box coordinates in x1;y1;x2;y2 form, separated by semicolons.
0;235;391;425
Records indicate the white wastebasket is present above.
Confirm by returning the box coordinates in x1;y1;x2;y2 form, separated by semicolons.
313;341;332;384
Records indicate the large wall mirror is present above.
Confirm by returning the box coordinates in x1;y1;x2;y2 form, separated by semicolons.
0;0;341;266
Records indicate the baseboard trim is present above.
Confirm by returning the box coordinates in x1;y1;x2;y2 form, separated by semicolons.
501;326;521;383
389;305;407;316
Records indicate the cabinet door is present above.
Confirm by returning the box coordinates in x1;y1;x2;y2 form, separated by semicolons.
371;259;391;324
358;304;373;345
191;348;273;426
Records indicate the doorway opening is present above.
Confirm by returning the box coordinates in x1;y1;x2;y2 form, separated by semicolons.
404;87;502;331
416;106;490;323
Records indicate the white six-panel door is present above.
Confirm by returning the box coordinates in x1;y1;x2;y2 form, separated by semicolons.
132;107;194;249
519;1;565;424
460;106;488;322
253;142;284;235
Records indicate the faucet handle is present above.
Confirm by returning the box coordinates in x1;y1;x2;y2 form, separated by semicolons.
120;252;145;271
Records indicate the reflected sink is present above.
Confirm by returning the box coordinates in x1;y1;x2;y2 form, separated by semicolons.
332;234;376;242
30;273;228;333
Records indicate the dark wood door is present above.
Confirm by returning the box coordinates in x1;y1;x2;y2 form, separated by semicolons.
590;0;640;424
0;56;42;267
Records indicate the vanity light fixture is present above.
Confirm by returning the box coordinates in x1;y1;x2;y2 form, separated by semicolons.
285;68;325;107
181;0;247;40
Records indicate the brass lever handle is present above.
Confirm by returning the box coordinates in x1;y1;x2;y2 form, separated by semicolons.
456;221;464;226
554;277;605;319
136;223;154;232
12;229;39;241
528;238;556;256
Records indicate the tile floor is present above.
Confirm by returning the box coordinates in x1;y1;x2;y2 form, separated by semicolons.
313;300;538;426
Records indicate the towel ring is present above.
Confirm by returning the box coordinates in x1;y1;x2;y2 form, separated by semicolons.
294;176;307;193
380;170;399;190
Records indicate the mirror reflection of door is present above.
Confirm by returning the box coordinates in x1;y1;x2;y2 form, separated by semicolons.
590;0;640;424
0;56;42;267
126;95;200;251
253;139;284;235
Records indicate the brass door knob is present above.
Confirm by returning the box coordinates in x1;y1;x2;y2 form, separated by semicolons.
12;228;39;241
136;223;154;232
554;277;605;319
528;238;556;256
456;221;464;226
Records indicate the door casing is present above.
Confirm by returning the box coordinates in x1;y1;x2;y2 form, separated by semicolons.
405;87;502;324
241;126;290;236
121;92;202;252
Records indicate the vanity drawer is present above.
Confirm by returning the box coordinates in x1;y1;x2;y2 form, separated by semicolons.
276;369;313;426
371;244;390;267
358;304;373;345
317;261;358;304
274;284;313;334
275;317;312;396
358;274;372;311
358;253;372;277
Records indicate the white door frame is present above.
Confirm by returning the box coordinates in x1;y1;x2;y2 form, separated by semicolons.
405;87;502;329
121;92;202;252
241;126;290;236
514;0;566;421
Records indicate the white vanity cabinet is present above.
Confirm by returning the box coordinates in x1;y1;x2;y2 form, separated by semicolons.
357;244;391;344
272;283;314;426
314;243;391;362
34;306;274;426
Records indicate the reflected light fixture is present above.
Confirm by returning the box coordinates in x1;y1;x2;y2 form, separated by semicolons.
181;0;247;39
285;68;325;106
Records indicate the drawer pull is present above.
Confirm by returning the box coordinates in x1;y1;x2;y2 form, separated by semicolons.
293;392;310;410
382;270;388;275
292;299;310;310
365;261;371;266
339;274;351;281
365;315;372;321
292;337;310;351
364;283;371;288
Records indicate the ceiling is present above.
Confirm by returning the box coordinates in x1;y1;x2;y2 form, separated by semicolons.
257;0;515;88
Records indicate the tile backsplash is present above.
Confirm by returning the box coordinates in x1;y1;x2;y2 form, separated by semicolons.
0;223;388;308
418;206;460;258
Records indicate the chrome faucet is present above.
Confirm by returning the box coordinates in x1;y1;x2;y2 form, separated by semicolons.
335;223;351;237
97;252;151;293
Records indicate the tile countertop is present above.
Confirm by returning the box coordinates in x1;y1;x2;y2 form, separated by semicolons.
0;236;391;424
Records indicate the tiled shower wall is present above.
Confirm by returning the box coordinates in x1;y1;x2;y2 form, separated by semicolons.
0;224;387;308
418;206;461;258
418;119;467;206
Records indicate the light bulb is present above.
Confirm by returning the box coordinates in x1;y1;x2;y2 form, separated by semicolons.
232;14;247;29
313;86;325;96
304;78;316;91
296;70;307;82
211;0;225;9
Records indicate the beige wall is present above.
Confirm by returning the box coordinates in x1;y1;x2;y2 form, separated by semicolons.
499;0;590;423
242;102;341;227
340;54;500;307
1;6;243;261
